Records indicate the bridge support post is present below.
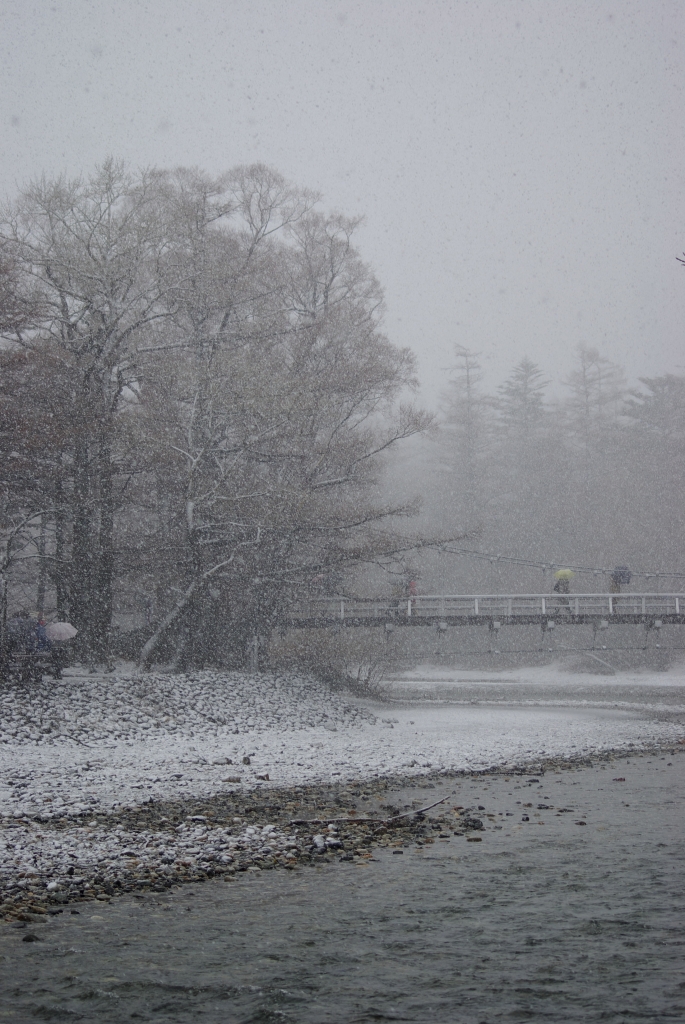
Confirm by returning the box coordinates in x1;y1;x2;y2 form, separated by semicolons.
645;619;663;649
593;619;609;637
592;619;609;652
540;618;555;652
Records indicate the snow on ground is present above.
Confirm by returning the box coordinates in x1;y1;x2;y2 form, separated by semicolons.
0;666;684;819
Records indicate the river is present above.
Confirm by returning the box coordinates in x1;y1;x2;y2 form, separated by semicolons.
1;747;683;1023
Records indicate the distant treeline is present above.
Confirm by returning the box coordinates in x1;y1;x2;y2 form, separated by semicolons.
415;346;685;594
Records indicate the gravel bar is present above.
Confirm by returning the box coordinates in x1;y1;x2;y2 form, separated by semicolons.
2;742;682;923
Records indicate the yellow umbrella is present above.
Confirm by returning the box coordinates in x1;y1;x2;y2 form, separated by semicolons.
554;569;575;580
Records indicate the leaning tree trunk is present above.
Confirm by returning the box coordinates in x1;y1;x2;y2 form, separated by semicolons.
138;557;235;669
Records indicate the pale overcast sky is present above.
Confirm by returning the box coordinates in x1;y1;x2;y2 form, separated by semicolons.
1;0;683;402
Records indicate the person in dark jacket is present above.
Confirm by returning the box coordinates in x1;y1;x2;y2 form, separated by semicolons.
610;566;631;594
35;618;51;651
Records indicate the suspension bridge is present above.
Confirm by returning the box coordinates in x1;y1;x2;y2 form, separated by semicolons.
287;593;685;630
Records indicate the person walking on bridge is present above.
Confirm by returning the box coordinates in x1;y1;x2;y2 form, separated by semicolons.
553;568;575;595
553;569;575;611
610;566;631;593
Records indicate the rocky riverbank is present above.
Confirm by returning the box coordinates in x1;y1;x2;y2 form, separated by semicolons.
2;666;683;822
2;664;684;925
0;772;464;921
2;743;682;925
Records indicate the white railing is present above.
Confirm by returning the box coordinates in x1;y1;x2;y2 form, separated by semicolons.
297;594;684;621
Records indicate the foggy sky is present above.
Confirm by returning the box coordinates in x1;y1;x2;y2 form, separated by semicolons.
1;0;683;402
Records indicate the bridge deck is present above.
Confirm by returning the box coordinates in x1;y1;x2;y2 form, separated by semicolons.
288;594;685;627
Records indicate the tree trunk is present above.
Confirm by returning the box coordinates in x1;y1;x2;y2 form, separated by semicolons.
138;576;204;669
36;515;47;618
138;557;235;669
0;576;7;676
54;478;66;619
70;430;94;657
92;433;115;665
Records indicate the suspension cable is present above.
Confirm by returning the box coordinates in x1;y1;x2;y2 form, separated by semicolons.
440;546;685;580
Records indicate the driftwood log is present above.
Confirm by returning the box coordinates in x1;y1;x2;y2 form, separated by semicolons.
289;796;449;827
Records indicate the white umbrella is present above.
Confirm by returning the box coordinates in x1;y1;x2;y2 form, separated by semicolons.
45;622;78;641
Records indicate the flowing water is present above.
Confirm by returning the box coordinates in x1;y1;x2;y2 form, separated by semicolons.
1;750;683;1023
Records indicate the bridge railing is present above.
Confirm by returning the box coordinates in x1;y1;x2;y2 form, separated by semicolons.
296;594;684;621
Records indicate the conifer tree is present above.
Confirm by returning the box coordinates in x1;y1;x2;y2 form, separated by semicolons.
496;357;548;435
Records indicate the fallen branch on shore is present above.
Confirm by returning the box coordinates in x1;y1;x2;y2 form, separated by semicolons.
289;796;449;827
